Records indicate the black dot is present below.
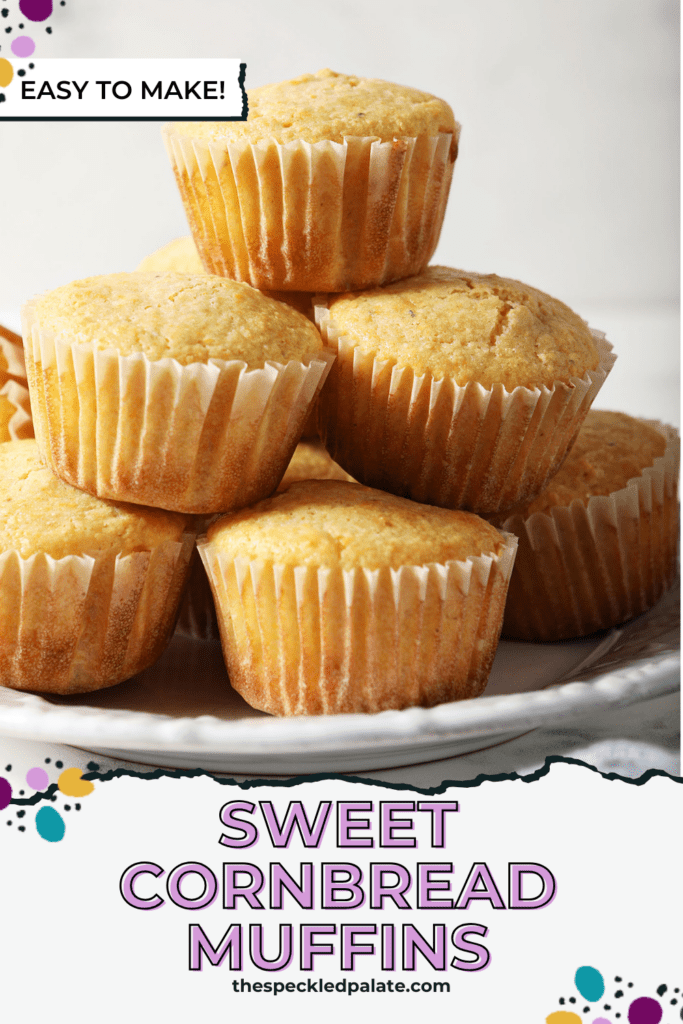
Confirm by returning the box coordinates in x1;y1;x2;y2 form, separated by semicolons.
615;991;624;999
45;25;51;32
4;27;12;33
559;999;565;1005
627;983;633;989
87;762;99;771
583;1009;589;1014
675;989;680;993
673;1000;679;1006
55;761;63;769
4;764;11;771
569;998;576;1004
44;758;51;764
6;819;11;825
50;795;56;802
604;1007;611;1012
18;21;23;27
60;1;65;4
17;811;25;818
19;790;24;796
616;1016;621;1020
18;826;25;832
615;977;622;982
75;803;81;811
28;62;34;68
64;805;71;811
18;68;25;76
0;8;7;16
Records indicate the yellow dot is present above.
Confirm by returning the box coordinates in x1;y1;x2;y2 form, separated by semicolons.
58;767;95;798
0;58;14;89
546;1014;583;1024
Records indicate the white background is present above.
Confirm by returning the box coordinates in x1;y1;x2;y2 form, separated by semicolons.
0;0;679;423
1;768;681;1023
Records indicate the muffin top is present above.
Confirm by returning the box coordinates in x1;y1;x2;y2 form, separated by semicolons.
169;69;456;146
277;441;354;492
137;236;205;274
207;479;505;570
30;272;322;367
325;266;600;390
0;439;189;559
514;411;669;518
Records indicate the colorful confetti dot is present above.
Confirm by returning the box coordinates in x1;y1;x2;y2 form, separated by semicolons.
547;1014;583;1024
35;805;65;842
627;998;662;1024
11;34;34;56
26;766;49;790
576;967;606;1002
593;1019;612;1024
58;768;94;798
0;777;11;809
19;0;52;20
0;56;13;86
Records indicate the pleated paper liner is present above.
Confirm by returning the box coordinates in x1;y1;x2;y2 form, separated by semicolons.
315;304;616;516
0;329;26;386
198;533;518;716
22;299;335;514
0;531;194;694
498;421;679;641
0;379;33;441
162;128;458;292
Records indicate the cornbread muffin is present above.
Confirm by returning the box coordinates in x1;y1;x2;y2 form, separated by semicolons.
136;236;317;322
0;438;194;693
0;321;26;386
199;480;517;715
499;412;679;640
23;272;333;513
163;69;459;292
277;440;354;491
316;267;615;515
0;380;32;441
137;235;205;274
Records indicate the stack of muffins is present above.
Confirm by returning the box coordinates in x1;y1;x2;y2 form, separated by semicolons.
0;69;678;715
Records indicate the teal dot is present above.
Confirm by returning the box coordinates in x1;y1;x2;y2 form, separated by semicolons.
35;806;65;842
575;966;605;1002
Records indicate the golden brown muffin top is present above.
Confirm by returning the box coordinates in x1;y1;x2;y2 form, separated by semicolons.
138;241;316;321
0;439;189;559
137;236;205;274
31;272;322;367
207;479;505;570
169;69;456;145
277;441;354;492
517;411;668;517
325;266;599;390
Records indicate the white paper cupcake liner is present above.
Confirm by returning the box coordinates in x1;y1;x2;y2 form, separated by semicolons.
0;379;33;441
0;531;195;694
315;304;616;516
198;532;518;716
500;421;679;640
162;128;458;292
22;299;335;514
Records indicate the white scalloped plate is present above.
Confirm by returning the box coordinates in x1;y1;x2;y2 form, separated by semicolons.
0;586;678;774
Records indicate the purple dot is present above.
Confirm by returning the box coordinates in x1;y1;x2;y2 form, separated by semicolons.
26;767;49;790
592;1019;612;1024
628;998;663;1024
0;777;11;810
10;34;34;55
10;34;35;56
18;0;52;21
